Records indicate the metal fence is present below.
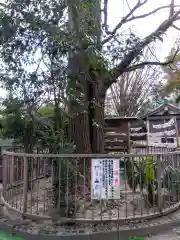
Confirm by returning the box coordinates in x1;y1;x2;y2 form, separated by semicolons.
2;149;180;223
0;145;24;182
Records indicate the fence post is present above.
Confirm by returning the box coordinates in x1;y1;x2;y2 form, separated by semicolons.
157;154;162;213
2;154;8;193
22;156;28;216
10;155;15;184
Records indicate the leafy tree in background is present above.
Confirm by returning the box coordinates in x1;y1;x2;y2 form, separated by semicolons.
163;39;180;102
1;97;36;151
139;81;166;115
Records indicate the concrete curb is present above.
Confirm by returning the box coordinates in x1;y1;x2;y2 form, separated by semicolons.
0;216;180;240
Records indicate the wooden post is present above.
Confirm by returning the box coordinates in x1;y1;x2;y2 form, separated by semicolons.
2;154;8;192
22;156;28;216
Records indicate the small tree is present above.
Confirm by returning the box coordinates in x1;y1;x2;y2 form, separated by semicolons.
0;96;38;189
1;97;36;150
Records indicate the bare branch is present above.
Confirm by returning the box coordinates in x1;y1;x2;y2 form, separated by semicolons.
106;47;161;116
124;48;179;72
169;0;175;17
102;2;180;45
102;0;108;32
103;9;180;90
102;0;147;44
0;2;9;9
172;24;180;31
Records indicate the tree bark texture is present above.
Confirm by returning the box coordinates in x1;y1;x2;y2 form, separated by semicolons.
52;0;105;216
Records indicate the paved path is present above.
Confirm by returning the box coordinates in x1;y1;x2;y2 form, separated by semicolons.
146;230;180;240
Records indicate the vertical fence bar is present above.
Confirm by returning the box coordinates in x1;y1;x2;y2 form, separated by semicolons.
22;156;28;216
0;146;3;183
157;154;162;213
2;154;8;195
127;121;131;153
11;155;15;184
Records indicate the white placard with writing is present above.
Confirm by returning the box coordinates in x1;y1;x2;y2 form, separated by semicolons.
91;158;120;200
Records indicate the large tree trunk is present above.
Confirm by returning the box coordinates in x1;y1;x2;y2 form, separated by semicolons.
68;78;106;185
51;0;104;218
67;0;102;154
92;84;105;153
67;0;104;200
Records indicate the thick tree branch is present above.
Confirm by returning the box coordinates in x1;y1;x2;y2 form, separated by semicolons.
104;8;180;90
124;60;174;72
124;49;179;72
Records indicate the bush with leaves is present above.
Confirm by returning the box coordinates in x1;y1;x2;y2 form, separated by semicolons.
125;157;157;206
1;97;36;150
126;157;180;207
163;166;180;199
0;97;78;216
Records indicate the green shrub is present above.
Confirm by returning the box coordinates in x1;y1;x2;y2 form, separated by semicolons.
125;157;157;205
163;166;180;194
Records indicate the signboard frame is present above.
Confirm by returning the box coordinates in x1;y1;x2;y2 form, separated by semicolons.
91;158;120;200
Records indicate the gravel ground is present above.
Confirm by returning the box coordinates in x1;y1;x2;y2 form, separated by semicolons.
9;177;166;220
4;179;180;238
12;207;180;236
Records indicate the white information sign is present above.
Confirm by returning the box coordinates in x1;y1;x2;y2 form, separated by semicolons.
91;158;120;200
148;135;177;148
